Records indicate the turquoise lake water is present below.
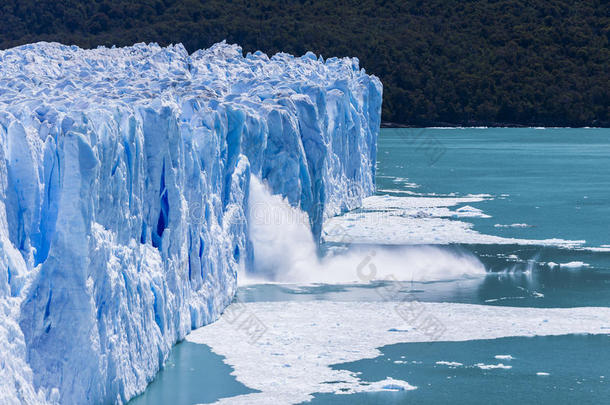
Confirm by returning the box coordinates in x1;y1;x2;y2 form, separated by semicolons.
128;342;255;405
308;334;610;404
377;127;610;247
130;128;610;404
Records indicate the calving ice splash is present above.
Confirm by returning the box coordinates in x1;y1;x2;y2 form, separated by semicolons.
0;41;381;404
245;176;486;284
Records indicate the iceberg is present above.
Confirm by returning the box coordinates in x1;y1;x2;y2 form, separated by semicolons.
0;41;382;403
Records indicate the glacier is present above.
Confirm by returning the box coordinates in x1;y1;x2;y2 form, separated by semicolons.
0;41;382;404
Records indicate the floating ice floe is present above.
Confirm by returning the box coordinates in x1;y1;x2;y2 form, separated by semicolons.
475;363;512;370
356;377;417;392
559;261;590;269
323;195;584;248
187;301;610;404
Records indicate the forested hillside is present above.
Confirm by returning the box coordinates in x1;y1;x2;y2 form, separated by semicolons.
1;0;608;126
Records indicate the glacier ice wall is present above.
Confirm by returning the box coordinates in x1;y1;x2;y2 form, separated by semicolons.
0;41;381;404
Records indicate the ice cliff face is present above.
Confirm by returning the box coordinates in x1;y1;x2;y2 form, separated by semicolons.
0;41;381;404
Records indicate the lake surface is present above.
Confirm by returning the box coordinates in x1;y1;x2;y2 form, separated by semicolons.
128;342;256;405
131;128;610;404
308;334;610;404
376;127;610;247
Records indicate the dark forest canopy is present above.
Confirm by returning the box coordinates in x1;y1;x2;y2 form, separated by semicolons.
1;0;608;127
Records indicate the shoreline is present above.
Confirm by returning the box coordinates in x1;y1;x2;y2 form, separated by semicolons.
381;122;609;129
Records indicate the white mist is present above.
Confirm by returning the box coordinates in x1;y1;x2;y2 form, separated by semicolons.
244;177;486;285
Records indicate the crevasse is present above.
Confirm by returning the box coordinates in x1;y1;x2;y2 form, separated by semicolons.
0;41;382;404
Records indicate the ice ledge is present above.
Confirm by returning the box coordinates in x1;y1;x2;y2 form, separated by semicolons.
0;41;381;403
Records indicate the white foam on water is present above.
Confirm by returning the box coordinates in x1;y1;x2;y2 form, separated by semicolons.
362;195;491;210
466;193;495;198
187;301;610;404
484;297;526;303
376;189;418;195
436;361;463;367
426;127;490;129
244;179;486;285
583;246;610;252
494;355;514;360
494;223;533;228
392;177;420;189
